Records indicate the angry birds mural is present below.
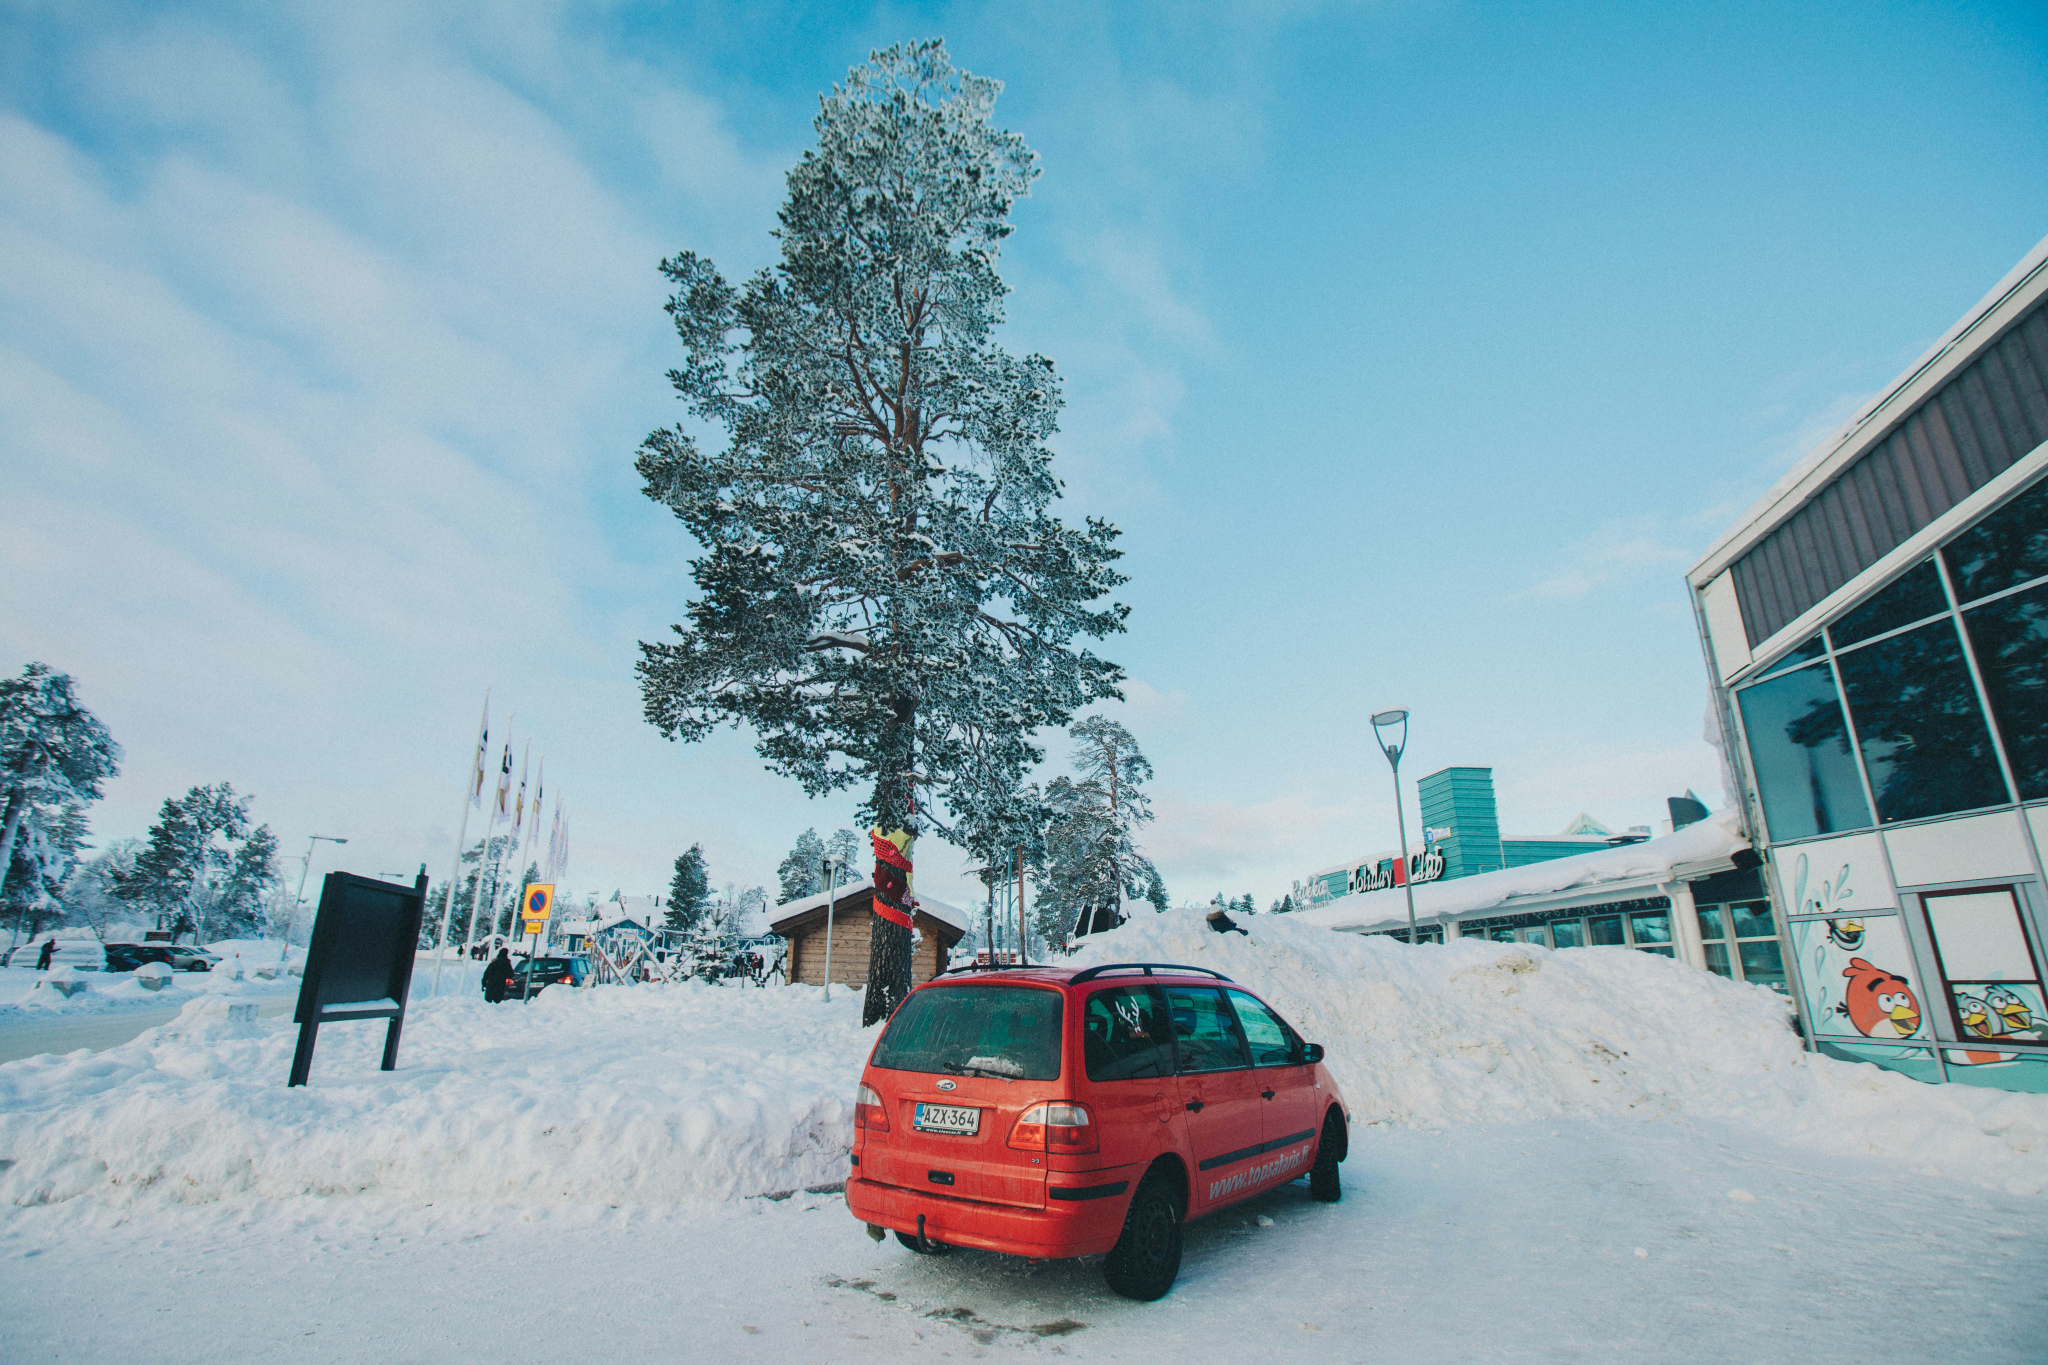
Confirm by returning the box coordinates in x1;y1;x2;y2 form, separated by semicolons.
1836;957;1922;1039
1826;918;1864;950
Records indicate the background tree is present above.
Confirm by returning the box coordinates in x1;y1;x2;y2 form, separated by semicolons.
636;41;1127;1024
666;844;711;931
1144;867;1170;914
111;783;278;943
0;663;121;907
1038;718;1158;941
777;828;828;902
4;801;88;945
63;838;138;943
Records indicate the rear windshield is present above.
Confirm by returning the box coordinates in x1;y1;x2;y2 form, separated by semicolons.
871;984;1063;1081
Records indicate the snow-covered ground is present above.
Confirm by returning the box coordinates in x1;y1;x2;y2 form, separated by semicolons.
2;909;2044;1361
0;938;305;1017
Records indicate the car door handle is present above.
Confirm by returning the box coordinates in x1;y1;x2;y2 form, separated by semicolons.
1261;1089;1276;1100
1184;1099;1205;1112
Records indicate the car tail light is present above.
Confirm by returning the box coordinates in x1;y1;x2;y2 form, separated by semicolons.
1008;1101;1097;1155
855;1081;890;1133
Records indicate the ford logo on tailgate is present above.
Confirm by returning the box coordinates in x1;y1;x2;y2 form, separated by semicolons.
935;1079;957;1091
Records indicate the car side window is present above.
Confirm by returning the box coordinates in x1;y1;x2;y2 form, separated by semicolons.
1164;986;1252;1073
1083;986;1175;1081
1226;989;1300;1066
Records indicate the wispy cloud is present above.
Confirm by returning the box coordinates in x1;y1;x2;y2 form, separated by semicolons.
1516;514;1696;600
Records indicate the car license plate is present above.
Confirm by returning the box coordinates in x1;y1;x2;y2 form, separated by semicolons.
912;1102;980;1136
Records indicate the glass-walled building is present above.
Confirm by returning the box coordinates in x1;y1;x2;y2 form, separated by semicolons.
1690;235;2048;1094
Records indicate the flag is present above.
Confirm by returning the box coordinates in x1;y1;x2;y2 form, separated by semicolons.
528;761;544;856
554;803;569;880
468;699;491;809
493;742;514;822
511;746;531;839
544;798;563;881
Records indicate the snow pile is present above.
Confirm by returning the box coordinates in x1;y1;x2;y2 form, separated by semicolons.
0;981;870;1209
5;909;2044;1213
1070;912;2048;1194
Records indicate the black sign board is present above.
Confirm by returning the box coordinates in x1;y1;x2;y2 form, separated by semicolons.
288;870;428;1087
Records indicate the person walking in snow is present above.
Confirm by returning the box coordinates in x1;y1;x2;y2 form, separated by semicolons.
36;938;56;970
482;948;513;1004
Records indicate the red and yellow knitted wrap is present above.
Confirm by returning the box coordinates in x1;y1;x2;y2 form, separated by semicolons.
869;827;916;930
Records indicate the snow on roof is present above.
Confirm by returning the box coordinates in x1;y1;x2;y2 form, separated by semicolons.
1296;809;1750;934
771;876;968;933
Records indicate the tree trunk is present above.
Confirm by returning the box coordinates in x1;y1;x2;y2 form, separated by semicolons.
862;694;919;1027
0;787;25;904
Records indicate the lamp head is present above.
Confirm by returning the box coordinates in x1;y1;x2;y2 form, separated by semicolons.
1370;707;1410;762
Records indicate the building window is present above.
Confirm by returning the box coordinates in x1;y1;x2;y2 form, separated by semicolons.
1698;899;1787;993
1587;915;1625;946
1833;618;2008;822
1549;919;1585;948
1920;887;2046;1049
1963;583;2048;800
1732;476;2048;842
1736;663;1872;842
1629;910;1674;957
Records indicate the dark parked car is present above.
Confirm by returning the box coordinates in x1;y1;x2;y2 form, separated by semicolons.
507;955;593;998
105;943;175;973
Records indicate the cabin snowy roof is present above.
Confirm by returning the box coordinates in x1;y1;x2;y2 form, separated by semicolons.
769;876;968;934
1295;809;1751;934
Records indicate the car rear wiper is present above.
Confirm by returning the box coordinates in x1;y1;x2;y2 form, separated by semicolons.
941;1061;1016;1080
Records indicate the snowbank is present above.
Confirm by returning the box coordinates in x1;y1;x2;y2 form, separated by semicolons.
0;981;870;1209
4;909;2043;1213
1068;912;2048;1194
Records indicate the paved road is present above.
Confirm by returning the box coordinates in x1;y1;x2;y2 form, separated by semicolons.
0;996;298;1064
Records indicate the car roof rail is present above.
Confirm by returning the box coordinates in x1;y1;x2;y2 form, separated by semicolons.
1066;962;1234;985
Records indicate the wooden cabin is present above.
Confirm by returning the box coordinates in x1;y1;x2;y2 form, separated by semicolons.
769;877;966;989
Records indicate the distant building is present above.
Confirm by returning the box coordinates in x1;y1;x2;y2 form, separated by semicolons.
1297;810;1784;997
768;877;967;989
1293;767;1658;910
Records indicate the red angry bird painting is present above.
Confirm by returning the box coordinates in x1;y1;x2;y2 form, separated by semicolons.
1836;958;1921;1038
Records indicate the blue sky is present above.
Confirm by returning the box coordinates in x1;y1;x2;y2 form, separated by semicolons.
4;1;2045;916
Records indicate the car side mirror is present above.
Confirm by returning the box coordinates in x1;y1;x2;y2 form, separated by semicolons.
1301;1043;1325;1064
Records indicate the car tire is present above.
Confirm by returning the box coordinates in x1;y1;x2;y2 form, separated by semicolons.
895;1230;951;1255
1102;1173;1183;1301
1309;1111;1343;1203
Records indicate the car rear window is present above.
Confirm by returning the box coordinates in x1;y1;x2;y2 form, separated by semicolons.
1084;986;1176;1081
871;984;1063;1081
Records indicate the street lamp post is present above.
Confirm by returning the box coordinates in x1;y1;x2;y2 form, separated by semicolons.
821;855;841;1003
1370;709;1420;943
284;835;348;963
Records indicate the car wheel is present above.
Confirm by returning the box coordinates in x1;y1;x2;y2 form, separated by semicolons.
1102;1173;1183;1301
895;1230;951;1256
1309;1111;1343;1203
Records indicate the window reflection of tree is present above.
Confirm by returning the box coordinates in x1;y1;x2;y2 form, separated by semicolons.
1785;693;1855;834
1966;585;2048;800
1943;480;2048;602
1836;621;2007;822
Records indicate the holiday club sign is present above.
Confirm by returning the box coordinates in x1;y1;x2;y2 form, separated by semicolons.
1348;846;1446;895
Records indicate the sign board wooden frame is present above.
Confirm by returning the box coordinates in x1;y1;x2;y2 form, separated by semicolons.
288;870;428;1087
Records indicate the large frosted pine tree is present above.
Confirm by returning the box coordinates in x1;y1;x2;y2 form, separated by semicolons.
636;41;1127;1024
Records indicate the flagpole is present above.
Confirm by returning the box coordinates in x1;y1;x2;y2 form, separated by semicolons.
434;690;489;998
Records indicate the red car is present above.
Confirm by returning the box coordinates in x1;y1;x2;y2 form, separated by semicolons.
846;961;1349;1300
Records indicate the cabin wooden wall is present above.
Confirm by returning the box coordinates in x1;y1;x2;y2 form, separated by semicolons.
786;914;947;987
